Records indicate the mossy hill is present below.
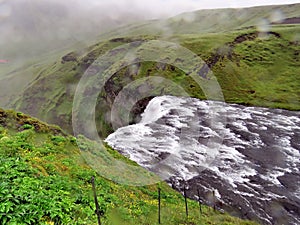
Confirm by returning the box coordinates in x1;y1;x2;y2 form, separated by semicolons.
10;23;300;137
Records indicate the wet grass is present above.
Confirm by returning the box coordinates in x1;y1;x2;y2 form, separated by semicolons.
0;108;259;225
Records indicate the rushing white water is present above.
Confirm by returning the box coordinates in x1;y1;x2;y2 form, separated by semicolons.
105;95;300;224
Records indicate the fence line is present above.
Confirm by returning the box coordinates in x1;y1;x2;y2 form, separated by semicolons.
90;178;218;224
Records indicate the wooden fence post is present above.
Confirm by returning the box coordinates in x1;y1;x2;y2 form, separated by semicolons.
197;189;202;216
184;183;188;217
213;190;216;211
158;187;161;224
91;176;102;225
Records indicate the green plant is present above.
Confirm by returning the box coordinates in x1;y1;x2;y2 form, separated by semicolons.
0;109;259;225
22;124;34;130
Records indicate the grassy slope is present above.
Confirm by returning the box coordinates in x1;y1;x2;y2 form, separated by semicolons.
9;24;300;137
0;39;92;108
183;24;300;110
99;3;300;38
2;3;299;110
0;108;258;225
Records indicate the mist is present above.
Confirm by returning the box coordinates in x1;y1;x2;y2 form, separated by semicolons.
0;0;152;62
1;0;299;63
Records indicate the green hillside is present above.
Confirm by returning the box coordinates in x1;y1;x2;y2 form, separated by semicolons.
0;3;299;224
10;24;300;137
0;108;258;225
1;3;299;111
100;3;300;38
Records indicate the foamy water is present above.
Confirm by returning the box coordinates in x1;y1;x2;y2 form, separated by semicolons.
105;95;300;224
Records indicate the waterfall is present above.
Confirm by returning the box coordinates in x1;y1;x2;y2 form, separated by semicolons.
105;95;300;225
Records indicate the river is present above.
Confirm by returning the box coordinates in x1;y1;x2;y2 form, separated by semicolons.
105;95;300;225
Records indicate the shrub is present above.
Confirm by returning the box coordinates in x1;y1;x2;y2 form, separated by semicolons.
22;124;34;130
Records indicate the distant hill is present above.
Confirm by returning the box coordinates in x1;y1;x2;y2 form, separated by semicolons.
101;3;300;37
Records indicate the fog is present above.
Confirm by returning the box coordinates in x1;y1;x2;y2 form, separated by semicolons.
0;0;148;61
0;0;299;61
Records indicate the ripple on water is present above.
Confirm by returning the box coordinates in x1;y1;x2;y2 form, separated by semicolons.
105;95;300;224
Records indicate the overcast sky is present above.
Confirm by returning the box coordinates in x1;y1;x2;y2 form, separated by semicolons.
87;0;300;18
1;0;299;60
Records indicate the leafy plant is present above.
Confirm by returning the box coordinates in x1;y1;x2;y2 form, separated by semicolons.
0;110;258;225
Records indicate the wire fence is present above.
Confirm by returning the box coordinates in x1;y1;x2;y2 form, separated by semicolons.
91;177;217;225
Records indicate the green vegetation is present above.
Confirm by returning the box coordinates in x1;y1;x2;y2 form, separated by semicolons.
7;24;299;137
0;4;299;224
0;109;259;224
